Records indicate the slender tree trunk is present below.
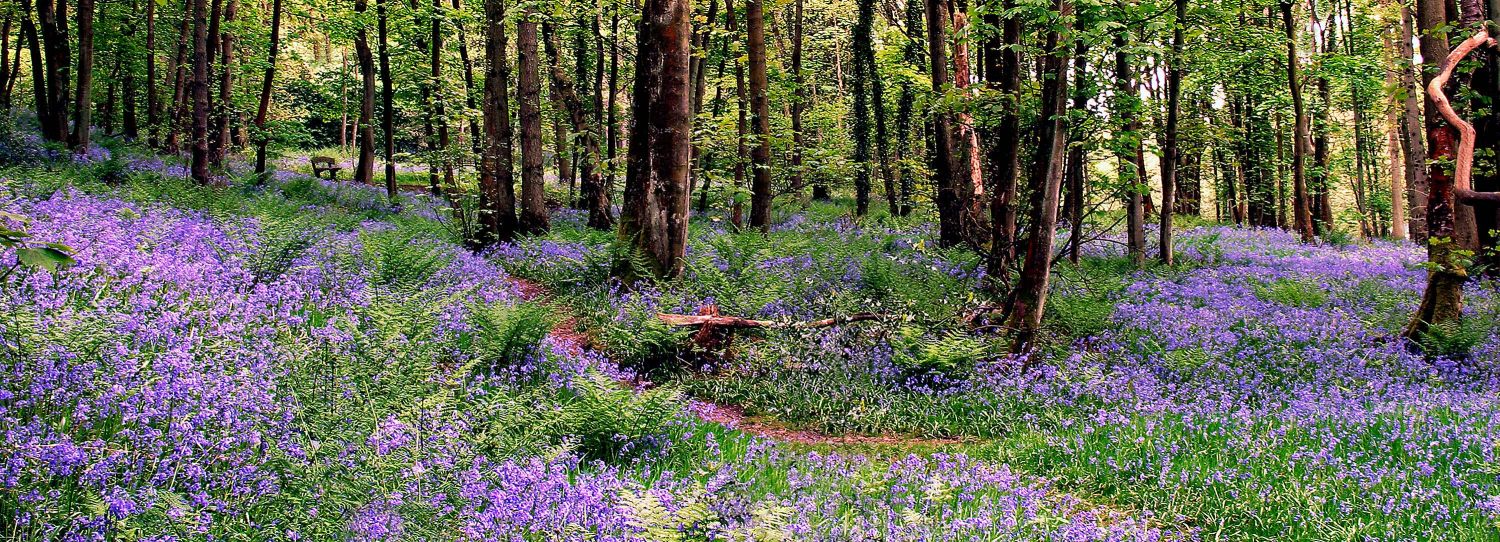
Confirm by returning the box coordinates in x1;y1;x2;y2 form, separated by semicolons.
747;0;774;230
190;0;212;182
1399;4;1428;241
1282;1;1315;242
479;0;518;244
546;22;611;229
1159;0;1186;265
20;0;48;140
984;0;1021;280
353;0;377;186
729;0;747;226
253;0;283;180
70;0;95;150
789;0;805;201
1114;29;1146;266
0;16;11;110
167;0;191;153
617;0;692;280
212;0;237;164
376;0;395;195
123;61;139;139
1006;0;1072;356
455;0;482;153
1064;43;1089;264
852;0;875;216
146;0;160;148
517;18;549;233
926;0;962;247
950;10;983;234
432;0;455;196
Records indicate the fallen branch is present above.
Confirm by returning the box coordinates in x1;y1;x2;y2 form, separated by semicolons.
1458;188;1500;205
658;312;888;329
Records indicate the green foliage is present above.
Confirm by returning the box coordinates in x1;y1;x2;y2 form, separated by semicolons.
467;301;556;373
891;326;987;377
363;231;451;289
567;371;684;459
1253;278;1329;308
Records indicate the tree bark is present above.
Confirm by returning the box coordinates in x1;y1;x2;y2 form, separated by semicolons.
852;0;875;216
352;0;377;186
1282;1;1315;242
189;0;212;182
545;23;612;229
985;1;1021;281
1113;28;1146;266
212;0;237;165
70;0;95;150
146;0;160;148
1159;0;1186;265
926;0;962;247
253;0;283;180
789;0;805;200
479;0;519;244
1064;43;1089;264
1398;4;1427;240
377;0;396;195
746;0;774;230
517;18;549;233
1007;0;1072;356
617;0;692;280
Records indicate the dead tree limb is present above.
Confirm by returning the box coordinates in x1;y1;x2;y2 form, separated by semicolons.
658;312;888;329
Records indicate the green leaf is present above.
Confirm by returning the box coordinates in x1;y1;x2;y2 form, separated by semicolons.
16;246;77;271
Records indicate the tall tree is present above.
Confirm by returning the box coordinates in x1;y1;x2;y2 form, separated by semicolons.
1007;0;1073;355
851;0;875;216
352;0;378;186
479;0;518;244
788;0;805;200
617;0;692;280
189;0;212;182
212;0;237;164
517;16;549;233
926;0;962;247
70;0;95;150
746;0;773;230
377;0;396;196
1281;0;1315;242
253;0;284;180
1113;25;1146;266
1159;0;1187;265
545;22;612;229
984;0;1022;281
1396;2;1426;240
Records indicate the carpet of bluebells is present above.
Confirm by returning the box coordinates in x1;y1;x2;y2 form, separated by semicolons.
1;143;1173;541
505;202;1500;539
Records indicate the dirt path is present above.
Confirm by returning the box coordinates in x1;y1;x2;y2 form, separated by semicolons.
510;276;969;448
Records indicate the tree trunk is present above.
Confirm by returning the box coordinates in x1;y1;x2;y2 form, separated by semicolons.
729;0;748;226
376;0;395;195
789;0;805;200
1006;0;1072;356
167;0;191;153
1159;0;1186;265
479;0;518;244
517;18;549;233
33;0;70;144
747;0;774;230
617;0;692;280
951;10;983;235
546;23;574;207
852;0;875;216
212;0;237;164
352;0;377;186
1281;1;1315;242
1406;26;1484;343
926;0;962;247
70;0;95;150
1398;4;1427;241
984;0;1020;279
254;0;283;181
1064;43;1089;264
146;0;160;148
1114;29;1146;266
432;0;455;198
546;22;612;229
20;0;48;137
190;0;212;182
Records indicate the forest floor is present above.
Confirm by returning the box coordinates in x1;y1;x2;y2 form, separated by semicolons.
4;138;1500;541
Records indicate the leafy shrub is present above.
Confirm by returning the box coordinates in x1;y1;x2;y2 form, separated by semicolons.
891;326;988;377
1253;278;1329;308
467;301;556;373
566;371;683;459
247;215;318;285
364;231;450;288
1414;319;1489;360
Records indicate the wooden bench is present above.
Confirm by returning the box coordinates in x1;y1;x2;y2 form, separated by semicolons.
310;156;342;180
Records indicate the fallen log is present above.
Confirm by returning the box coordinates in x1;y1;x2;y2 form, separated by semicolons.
657;311;888;329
